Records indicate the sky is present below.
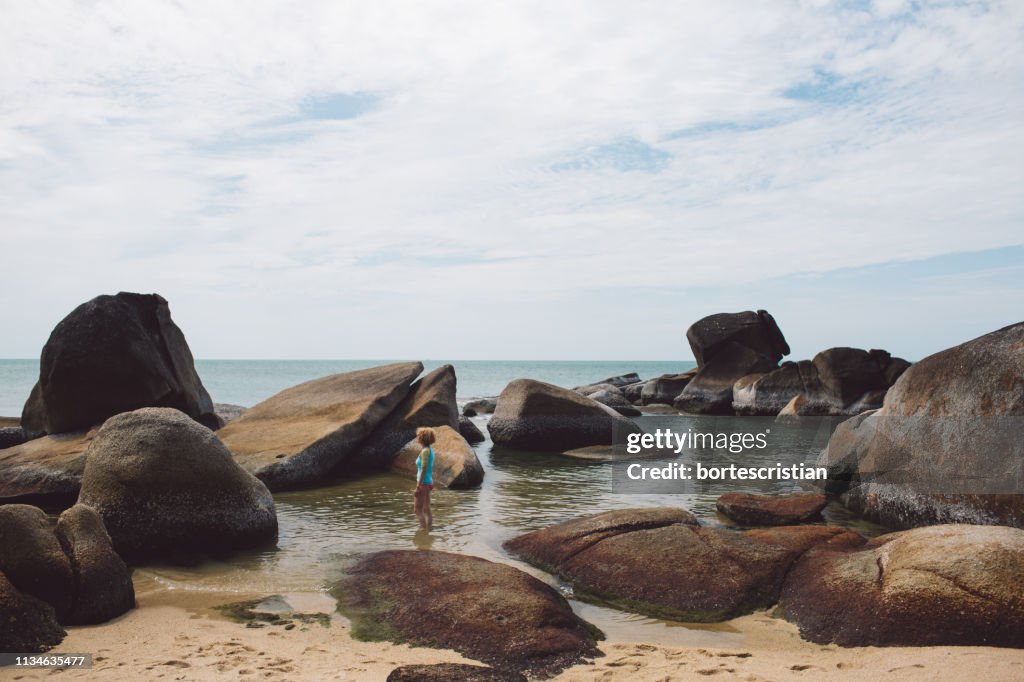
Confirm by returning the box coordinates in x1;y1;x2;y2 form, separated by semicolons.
1;0;1022;362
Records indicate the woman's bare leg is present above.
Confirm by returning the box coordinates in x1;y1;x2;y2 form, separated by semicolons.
424;489;433;531
414;490;425;528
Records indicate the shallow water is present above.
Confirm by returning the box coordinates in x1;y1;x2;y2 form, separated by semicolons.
138;414;888;647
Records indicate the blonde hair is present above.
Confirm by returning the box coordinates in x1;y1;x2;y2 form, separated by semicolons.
416;427;436;446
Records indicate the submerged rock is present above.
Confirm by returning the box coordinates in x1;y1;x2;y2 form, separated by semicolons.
780;524;1024;647
819;322;1024;528
54;504;135;625
355;365;459;472
505;508;862;622
217;362;423;491
332;549;601;677
21;292;219;438
463;398;497;417
716;492;827;526
488;379;640;452
0;429;94;504
79;407;278;562
391;425;484;489
458;416;486;444
675;310;790;414
0;571;65;653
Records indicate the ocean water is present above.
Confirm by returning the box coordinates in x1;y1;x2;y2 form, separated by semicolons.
0;359;692;416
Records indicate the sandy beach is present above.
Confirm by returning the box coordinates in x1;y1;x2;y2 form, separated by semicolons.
5;581;1023;682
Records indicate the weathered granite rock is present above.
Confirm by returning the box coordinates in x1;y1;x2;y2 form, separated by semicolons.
463;398;497;417
780;524;1024;647
588;389;642;417
0;504;75;619
387;664;527;682
819;322;1024;528
0;571;65;653
354;365;459;472
78;408;277;562
574;382;621;397
505;508;863;622
214;403;247;425
391;426;484;489
459;416;486;444
640;371;696;406
54;504;135;625
0;430;94;504
675;310;789;414
21;292;219;438
733;350;910;417
332;550;601;677
573;373;641;391
0;420;27;449
217;362;423;490
716;492;827;526
488;379;640;451
621;382;645;404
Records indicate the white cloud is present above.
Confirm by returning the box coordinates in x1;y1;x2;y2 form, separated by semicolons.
0;0;1021;360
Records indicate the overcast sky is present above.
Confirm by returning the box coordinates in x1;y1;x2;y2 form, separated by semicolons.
1;1;1022;362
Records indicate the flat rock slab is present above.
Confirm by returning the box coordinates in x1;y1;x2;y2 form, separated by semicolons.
217;362;423;491
332;550;601;677
780;524;1024;647
391;425;484;489
716;492;828;526
505;508;863;622
387;664;527;682
0;430;94;504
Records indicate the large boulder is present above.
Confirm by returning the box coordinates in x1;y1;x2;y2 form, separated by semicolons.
716;492;827;526
504;508;862;622
588;389;642;417
780;524;1024;647
332;550;601;677
819;322;1024;528
78;408;278;562
0;504;75;619
639;371;696;406
216;362;423;491
54;504;135;625
458;416;486;444
0;571;65;653
0;430;94;504
353;365;459;472
21;292;219;438
733;350;910;417
390;425;484;489
675;310;790;414
487;379;640;451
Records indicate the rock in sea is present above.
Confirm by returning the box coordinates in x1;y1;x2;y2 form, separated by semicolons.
78;407;278;562
21;292;219;438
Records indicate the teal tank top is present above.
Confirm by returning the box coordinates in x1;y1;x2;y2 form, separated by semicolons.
417;446;435;485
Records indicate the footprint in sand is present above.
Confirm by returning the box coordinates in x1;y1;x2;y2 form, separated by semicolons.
790;664;825;672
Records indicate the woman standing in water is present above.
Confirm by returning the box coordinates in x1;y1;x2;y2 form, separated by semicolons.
414;427;436;530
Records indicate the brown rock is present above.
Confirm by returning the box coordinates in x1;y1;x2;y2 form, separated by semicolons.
640;371;696;405
780;524;1024;647
0;571;65;653
332;550;601;677
217;362;423;490
505;508;862;622
0;430;94;504
391;425;484;489
488;379;640;451
0;504;75;619
458;416;486;444
716;492;827;526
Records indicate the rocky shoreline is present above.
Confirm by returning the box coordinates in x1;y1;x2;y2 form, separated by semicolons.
1;292;1023;674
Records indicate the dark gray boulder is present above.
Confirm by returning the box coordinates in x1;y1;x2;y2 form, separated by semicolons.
640;371;696;406
21;292;219;438
488;379;640;451
0;571;65;653
0;504;75;619
54;504;135;625
78;407;278;562
675;310;790;414
588;389;642;417
458;416;486;444
819;322;1024;528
